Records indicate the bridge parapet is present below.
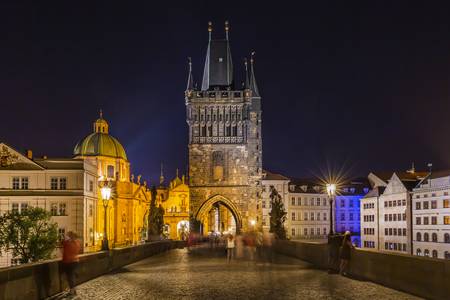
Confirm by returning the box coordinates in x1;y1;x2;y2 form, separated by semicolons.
274;240;450;300
0;240;185;300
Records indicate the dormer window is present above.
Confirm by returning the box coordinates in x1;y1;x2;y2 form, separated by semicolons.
289;185;295;192
300;185;307;192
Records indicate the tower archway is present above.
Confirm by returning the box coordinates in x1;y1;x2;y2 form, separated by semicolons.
195;195;242;235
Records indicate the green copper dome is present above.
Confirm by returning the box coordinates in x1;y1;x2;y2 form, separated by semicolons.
73;113;128;160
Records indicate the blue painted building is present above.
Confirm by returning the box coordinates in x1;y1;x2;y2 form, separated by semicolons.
335;178;370;247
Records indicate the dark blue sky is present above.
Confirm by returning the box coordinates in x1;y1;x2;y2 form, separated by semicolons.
1;1;450;184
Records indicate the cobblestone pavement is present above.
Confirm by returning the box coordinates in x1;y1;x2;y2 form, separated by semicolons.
69;247;421;300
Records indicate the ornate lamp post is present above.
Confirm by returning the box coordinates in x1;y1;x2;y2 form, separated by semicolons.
326;183;336;236
100;181;112;251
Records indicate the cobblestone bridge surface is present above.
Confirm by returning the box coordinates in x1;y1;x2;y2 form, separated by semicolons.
68;247;420;300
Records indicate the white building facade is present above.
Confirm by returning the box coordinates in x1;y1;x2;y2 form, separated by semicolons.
288;180;330;241
0;143;98;267
412;172;450;259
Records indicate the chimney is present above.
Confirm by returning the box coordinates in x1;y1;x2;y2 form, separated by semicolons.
26;150;33;159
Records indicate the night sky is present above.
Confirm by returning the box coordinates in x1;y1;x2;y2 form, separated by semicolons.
1;2;450;184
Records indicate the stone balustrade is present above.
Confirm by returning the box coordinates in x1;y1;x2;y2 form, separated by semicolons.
274;240;450;300
0;240;185;300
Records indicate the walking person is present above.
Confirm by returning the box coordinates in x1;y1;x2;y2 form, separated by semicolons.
227;234;235;263
339;231;354;276
61;231;81;296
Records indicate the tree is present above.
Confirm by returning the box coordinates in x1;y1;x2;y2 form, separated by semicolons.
148;186;165;240
269;185;287;239
0;207;58;264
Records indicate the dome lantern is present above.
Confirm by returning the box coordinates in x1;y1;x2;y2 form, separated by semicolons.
93;109;109;134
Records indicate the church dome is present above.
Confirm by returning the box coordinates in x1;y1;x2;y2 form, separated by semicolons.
73;112;128;160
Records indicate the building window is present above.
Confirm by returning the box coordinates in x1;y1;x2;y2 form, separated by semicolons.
304;228;308;236
89;204;93;217
59;203;67;216
304;212;308;221
424;249;430;257
349;200;353;207
291;197;295;206
341;213;345;221
291;228;295;236
89;180;94;192
431;216;437;225
323;213;327;221
416;202;421;210
316;198;320;206
12;177;20;189
416;248;422;256
423;201;429;209
444;199;450;208
311;212;314;221
432;250;438;258
431;200;437;209
424;233;429;242
416;232;421;241
21;177;29;189
323;228;327;235
432;233;438;242
340;199;345;207
298;198;302;206
444;216;450;225
58;228;65;241
11;203;19;213
107;165;115;178
403;228;406;236
291;212;296;221
445;233;450;243
310;228;314;235
50;203;58;216
212;151;225;181
349;213;353;221
316;212;321;221
416;217;421;225
51;178;58;190
59;178;67;190
424;217;429;225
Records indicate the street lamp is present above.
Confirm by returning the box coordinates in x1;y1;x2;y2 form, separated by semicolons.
100;181;112;251
326;183;336;236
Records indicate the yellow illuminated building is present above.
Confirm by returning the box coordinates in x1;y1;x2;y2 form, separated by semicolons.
157;171;190;240
74;113;150;249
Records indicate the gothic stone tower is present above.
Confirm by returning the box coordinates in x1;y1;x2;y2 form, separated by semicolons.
185;22;262;233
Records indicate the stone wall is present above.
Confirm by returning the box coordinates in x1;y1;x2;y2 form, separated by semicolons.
0;240;185;300
274;240;450;300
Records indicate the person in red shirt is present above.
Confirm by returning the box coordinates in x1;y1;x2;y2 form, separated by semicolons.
61;231;81;296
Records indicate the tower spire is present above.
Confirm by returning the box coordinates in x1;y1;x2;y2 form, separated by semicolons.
99;109;103;119
159;162;164;185
186;57;194;91
244;58;250;89
249;51;260;97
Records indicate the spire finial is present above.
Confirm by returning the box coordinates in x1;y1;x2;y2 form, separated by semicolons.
225;20;230;40
208;21;212;40
159;162;164;185
99;109;103;119
176;168;179;178
244;58;250;89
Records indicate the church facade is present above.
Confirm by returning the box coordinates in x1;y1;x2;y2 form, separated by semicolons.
185;22;263;234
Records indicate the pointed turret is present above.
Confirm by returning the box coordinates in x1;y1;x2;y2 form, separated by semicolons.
186;57;194;91
249;52;260;97
201;21;234;91
159;163;165;185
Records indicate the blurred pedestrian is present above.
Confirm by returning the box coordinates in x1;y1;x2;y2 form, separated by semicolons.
227;234;235;263
339;231;354;276
262;231;274;263
235;234;244;259
256;231;263;261
61;231;81;296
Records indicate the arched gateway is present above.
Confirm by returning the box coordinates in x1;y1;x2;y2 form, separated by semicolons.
186;23;263;234
195;195;242;234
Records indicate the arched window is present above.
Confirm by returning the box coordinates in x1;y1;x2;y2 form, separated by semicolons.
424;233;429;242
432;250;438;258
416;232;421;241
432;233;438;242
212;151;224;181
416;248;422;256
424;249;430;257
445;251;450;259
445;233;450;243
